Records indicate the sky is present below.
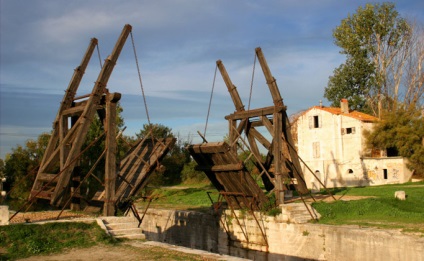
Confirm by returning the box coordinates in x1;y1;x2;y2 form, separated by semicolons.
1;0;423;159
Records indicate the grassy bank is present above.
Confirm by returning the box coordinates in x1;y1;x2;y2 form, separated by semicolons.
0;221;204;260
0;221;114;260
141;182;424;234
312;182;424;233
139;184;219;212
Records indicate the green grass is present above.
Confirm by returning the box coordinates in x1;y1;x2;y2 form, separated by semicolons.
142;182;424;234
140;185;219;212
0;222;115;260
312;182;424;233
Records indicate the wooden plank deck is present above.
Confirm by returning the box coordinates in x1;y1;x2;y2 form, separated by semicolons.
187;142;270;210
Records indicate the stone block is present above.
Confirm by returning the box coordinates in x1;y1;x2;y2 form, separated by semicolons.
0;205;9;225
394;191;406;200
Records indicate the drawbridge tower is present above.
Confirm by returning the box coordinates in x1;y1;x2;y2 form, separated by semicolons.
25;24;175;217
188;47;309;209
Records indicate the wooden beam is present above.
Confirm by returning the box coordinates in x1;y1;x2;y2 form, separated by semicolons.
255;47;284;107
273;112;285;204
225;105;286;120
196;163;244;172
249;128;271;150
228;120;237;154
216;60;245;112
104;92;120;216
260;116;274;137
188;142;230;154
36;173;57;182
62;104;104;117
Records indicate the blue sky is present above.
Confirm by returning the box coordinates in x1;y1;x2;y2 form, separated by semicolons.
1;0;423;159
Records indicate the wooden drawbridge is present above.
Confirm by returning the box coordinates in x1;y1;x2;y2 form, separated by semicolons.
188;142;268;210
189;47;309;210
24;24;174;217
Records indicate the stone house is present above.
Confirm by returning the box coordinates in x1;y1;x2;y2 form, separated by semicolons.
296;99;413;189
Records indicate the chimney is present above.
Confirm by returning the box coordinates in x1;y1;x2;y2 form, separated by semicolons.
340;99;349;113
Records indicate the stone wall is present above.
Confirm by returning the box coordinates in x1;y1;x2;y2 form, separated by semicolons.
140;209;219;253
140;208;424;261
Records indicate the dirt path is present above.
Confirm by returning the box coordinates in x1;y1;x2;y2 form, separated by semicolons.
17;245;150;261
17;241;246;261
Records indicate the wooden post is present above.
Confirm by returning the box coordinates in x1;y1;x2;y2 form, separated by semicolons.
70;166;81;211
255;47;283;107
216;60;245;112
104;93;121;216
70;116;81;211
273;112;285;204
59;115;69;170
229;120;237;153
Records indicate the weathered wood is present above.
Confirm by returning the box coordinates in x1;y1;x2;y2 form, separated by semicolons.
104;93;120;216
195;163;243;172
225;105;286;120
70;166;81;211
51;24;132;206
273;112;285;204
30;190;53;200
36;173;57;182
216;60;245;112
187;142;270;210
255;47;284;107
260;116;274;136
59;115;69;171
62;104;104;117
189;142;230;154
31;38;98;199
39;38;98;169
249;128;271;150
246;126;261;160
283;114;309;194
114;137;176;208
256;47;309;196
228;120;237;153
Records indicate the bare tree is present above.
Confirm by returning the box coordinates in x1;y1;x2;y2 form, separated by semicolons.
386;20;424;112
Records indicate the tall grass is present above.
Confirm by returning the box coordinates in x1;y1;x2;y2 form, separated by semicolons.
0;222;114;260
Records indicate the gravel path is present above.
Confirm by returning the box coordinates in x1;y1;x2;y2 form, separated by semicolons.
9;210;94;224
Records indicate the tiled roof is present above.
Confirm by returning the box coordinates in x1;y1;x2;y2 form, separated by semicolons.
307;106;379;122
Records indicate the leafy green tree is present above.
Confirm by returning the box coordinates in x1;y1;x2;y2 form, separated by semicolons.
364;108;424;176
325;57;375;112
181;160;208;183
135;123;173;139
3;133;51;200
136;124;190;186
325;2;412;116
0;158;5;179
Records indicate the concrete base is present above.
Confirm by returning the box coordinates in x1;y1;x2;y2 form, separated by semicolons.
139;207;424;261
0;205;9;225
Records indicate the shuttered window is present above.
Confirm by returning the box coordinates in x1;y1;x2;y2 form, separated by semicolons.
309;115;321;129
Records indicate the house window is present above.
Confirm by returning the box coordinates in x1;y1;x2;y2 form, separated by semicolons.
314;116;319;128
341;127;356;135
313;142;320;158
383;169;388;179
309;115;321;129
